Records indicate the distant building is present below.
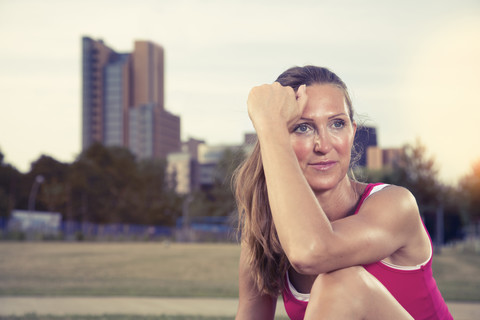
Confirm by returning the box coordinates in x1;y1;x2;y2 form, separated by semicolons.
82;37;180;160
166;152;194;195
367;146;383;170
242;133;257;154
367;146;402;170
166;134;255;194
354;126;378;167
198;144;230;188
381;147;402;168
353;126;404;171
166;138;205;195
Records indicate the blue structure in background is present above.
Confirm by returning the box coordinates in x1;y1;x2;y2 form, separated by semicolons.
354;126;377;167
0;215;236;241
7;210;62;235
176;216;233;234
61;221;173;239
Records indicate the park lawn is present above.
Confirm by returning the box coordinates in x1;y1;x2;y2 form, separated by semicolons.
0;315;240;320
432;246;480;301
0;243;240;298
0;242;478;301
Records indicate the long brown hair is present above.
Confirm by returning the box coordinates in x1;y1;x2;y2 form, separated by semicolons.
234;66;355;296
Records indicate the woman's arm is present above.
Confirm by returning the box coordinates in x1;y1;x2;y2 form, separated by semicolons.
247;83;424;275
236;243;277;320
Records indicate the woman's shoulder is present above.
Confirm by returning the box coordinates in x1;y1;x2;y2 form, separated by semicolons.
359;183;420;219
359;183;431;267
374;183;415;200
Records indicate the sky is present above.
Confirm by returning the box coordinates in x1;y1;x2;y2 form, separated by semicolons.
0;0;479;184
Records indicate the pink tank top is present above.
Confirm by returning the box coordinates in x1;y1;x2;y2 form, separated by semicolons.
282;183;453;320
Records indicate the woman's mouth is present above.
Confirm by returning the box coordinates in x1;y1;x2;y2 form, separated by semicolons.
309;161;337;171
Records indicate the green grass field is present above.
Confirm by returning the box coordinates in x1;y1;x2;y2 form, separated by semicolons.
0;316;235;320
0;242;478;302
0;243;239;298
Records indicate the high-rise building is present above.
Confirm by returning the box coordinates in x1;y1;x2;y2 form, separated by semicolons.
81;37;180;160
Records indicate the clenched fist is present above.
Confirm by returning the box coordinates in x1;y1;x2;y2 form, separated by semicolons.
247;82;308;134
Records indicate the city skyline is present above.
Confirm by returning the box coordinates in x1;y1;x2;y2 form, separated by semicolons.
0;0;479;184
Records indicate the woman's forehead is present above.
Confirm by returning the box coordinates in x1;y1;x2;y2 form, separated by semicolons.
303;84;349;118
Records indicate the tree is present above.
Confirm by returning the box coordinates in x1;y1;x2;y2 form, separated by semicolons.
0;144;191;228
69;143;139;224
459;159;480;224
392;139;441;211
28;155;70;214
68;143;181;226
363;139;441;211
362;139;464;242
0;150;22;219
190;147;246;217
136;159;182;226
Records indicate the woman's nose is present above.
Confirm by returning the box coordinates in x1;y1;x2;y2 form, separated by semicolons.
313;129;333;154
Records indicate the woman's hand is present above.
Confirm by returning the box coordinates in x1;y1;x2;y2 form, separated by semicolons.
247;82;307;134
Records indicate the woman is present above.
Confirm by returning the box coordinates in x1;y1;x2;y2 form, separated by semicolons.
234;66;452;319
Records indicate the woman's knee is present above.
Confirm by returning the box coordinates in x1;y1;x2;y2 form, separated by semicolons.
311;266;368;298
306;267;368;319
308;267;411;320
310;266;381;312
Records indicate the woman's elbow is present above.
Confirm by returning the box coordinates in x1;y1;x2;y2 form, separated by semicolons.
287;242;330;275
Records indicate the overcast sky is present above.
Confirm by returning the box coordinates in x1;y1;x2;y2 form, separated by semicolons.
0;0;479;184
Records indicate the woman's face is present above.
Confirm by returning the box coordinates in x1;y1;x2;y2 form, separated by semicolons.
290;84;356;193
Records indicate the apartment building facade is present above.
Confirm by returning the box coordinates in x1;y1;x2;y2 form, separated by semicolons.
82;37;180;160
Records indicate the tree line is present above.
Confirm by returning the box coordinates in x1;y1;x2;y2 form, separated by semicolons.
357;140;480;242
0;140;479;242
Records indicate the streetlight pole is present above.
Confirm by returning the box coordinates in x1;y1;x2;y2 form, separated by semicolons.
28;175;45;212
434;184;446;255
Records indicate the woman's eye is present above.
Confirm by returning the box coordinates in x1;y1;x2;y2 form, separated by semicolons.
293;123;312;134
332;120;345;129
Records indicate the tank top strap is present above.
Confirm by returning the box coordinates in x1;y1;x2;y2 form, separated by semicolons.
354;183;389;215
